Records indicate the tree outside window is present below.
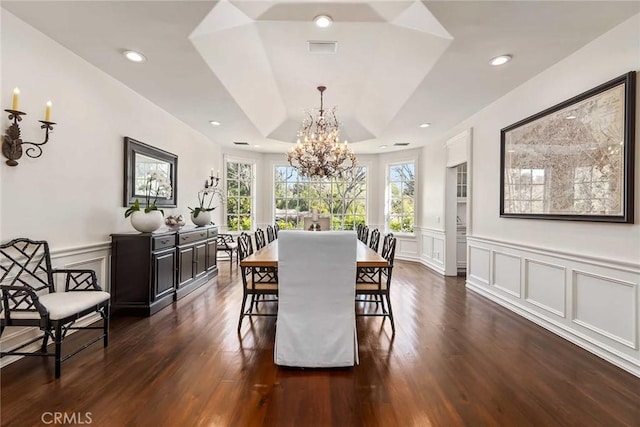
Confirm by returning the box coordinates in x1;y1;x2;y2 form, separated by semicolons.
226;161;254;231
274;166;367;230
388;162;415;233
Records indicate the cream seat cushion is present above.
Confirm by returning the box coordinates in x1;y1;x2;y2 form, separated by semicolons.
35;291;110;320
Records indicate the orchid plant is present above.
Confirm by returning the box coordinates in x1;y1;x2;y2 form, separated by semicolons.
189;183;224;218
124;171;173;218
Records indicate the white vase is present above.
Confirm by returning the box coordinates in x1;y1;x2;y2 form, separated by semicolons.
130;210;164;233
191;210;212;227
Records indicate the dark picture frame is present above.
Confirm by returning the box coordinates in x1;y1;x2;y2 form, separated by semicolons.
500;71;635;223
124;137;178;208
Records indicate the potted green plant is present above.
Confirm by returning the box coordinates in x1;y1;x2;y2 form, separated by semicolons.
124;171;172;232
189;185;224;226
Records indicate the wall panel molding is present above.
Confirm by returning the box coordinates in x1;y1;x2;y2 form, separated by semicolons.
414;227;445;275
466;235;639;377
492;250;521;297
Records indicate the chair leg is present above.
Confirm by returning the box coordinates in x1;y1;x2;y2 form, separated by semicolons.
54;324;63;379
238;292;248;332
379;293;388;315
102;307;110;348
41;331;50;353
249;294;257;312
385;293;395;334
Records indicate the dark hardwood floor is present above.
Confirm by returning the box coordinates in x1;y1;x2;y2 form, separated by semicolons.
1;260;638;426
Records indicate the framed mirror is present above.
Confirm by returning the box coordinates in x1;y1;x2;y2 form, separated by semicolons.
124;137;178;208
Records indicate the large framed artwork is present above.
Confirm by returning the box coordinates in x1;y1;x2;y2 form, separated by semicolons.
500;71;635;223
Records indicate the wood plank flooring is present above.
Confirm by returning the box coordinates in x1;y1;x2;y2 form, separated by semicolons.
1;260;638;426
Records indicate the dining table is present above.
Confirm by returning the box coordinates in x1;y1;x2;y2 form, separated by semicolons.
240;239;388;268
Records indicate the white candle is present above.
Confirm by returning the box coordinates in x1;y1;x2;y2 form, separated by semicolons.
217;170;220;178
45;101;52;121
312;209;318;222
12;88;20;110
210;168;214;177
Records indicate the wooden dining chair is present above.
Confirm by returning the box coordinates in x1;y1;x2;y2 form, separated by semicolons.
273;223;279;239
359;226;370;245
216;233;238;268
275;231;358;367
0;238;110;378
255;228;266;250
355;233;397;334
266;225;276;243
368;228;381;252
237;233;277;332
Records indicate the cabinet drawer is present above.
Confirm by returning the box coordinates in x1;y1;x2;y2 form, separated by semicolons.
178;230;208;245
208;228;218;238
153;236;175;251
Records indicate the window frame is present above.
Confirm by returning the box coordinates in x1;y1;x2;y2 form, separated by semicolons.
224;156;256;232
271;161;370;231
385;160;417;235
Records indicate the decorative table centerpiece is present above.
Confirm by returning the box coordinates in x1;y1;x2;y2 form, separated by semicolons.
165;214;185;229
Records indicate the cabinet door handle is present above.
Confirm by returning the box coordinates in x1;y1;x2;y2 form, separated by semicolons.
181;236;189;241
161;239;170;245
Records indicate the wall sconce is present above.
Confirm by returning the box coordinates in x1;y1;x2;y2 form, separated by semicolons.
205;169;220;189
2;88;56;166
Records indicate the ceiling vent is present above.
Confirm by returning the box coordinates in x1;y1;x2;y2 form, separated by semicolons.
393;142;410;146
233;141;249;145
308;41;338;54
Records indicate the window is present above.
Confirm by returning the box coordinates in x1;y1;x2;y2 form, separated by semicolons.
504;168;547;213
274;166;367;230
387;162;415;233
226;160;254;231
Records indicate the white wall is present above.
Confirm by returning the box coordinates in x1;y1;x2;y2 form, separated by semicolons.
434;14;640;375
1;11;223;246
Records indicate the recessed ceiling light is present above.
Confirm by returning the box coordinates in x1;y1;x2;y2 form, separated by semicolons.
507;149;516;153
379;145;388;149
314;15;333;28
209;121;221;126
489;54;512;66
419;123;431;128
123;50;146;63
565;115;577;120
254;145;261;148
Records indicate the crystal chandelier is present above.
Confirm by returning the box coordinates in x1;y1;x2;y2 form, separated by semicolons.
287;86;357;179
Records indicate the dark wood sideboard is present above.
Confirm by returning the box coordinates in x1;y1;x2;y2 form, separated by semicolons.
110;225;218;316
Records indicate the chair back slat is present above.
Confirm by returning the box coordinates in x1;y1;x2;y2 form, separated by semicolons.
274;223;279;238
266;225;276;243
0;239;54;315
368;229;381;252
358;226;369;245
238;233;253;260
381;233;397;267
255;228;266;250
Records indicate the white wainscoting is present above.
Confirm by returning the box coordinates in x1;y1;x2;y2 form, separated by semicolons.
466;236;640;377
1;241;111;368
411;227;445;275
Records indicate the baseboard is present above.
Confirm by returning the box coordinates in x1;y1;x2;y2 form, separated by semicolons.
467;277;639;377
